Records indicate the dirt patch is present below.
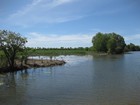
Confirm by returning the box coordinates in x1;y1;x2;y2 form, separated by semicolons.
0;59;66;73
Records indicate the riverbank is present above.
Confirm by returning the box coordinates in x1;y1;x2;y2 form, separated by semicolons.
0;59;66;73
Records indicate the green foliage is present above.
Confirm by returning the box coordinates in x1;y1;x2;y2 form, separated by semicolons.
125;43;140;51
24;47;89;56
0;30;27;70
92;32;126;54
92;32;108;52
107;38;116;54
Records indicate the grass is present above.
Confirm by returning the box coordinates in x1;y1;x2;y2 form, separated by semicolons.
24;47;93;56
30;49;88;56
0;48;92;67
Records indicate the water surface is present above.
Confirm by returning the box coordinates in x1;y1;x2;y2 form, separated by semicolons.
0;52;140;105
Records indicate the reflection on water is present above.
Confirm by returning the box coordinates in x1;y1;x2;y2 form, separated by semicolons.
0;52;140;105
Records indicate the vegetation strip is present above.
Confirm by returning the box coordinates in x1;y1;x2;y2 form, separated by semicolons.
1;30;140;73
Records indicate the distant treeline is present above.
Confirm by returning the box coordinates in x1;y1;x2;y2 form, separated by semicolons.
26;47;90;51
24;42;140;56
92;32;140;54
24;47;92;56
124;43;140;51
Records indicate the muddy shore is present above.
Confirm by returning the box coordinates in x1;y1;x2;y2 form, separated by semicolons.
0;59;66;73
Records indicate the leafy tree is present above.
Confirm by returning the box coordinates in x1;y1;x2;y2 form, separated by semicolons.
92;32;108;52
107;38;116;54
92;32;126;54
0;30;27;71
135;45;140;51
125;43;140;51
108;33;125;54
128;43;136;51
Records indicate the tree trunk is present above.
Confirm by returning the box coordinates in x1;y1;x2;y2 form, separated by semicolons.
10;53;16;71
10;58;15;71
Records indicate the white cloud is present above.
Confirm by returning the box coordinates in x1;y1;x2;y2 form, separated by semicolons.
6;0;83;26
124;34;140;45
26;32;94;48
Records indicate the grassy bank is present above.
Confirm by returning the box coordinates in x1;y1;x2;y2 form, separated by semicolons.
25;47;92;56
0;47;92;69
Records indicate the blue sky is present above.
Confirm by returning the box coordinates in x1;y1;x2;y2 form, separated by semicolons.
0;0;140;48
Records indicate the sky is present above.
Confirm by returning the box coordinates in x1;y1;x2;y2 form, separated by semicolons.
0;0;140;48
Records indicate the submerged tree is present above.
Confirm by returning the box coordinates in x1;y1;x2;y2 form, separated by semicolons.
92;32;108;52
0;30;27;71
92;32;126;54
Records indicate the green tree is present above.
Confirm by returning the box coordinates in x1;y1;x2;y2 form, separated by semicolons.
108;33;125;54
125;43;140;51
135;45;140;51
0;30;27;71
107;38;116;54
92;32;108;52
92;32;126;54
128;43;136;51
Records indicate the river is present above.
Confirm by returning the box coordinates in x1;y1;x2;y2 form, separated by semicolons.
0;52;140;105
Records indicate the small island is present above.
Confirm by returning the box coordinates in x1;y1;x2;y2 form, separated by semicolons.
92;32;126;54
0;30;66;73
0;58;66;73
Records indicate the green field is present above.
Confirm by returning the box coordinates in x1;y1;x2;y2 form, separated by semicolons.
25;47;94;57
0;47;92;68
